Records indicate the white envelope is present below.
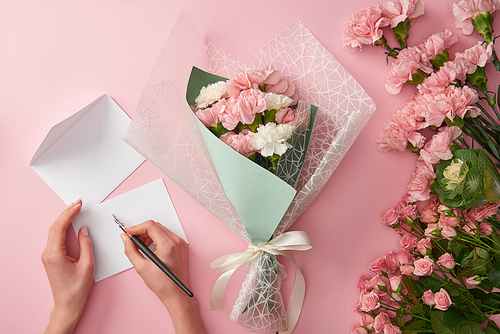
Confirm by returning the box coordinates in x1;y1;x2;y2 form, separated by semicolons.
30;94;145;209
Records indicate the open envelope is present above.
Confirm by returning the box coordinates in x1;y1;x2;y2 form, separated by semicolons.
30;95;145;209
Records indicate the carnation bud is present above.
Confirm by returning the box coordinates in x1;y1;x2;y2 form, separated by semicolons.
472;12;494;43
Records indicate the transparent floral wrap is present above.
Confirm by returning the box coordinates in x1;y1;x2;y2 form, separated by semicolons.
124;11;376;333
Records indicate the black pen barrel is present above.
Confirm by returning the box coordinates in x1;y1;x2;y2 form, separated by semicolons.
130;235;193;297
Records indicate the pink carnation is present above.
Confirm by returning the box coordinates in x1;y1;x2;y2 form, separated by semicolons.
455;41;493;74
196;102;221;128
380;0;425;28
275;107;296;125
420;86;478;127
343;5;390;51
386;46;433;94
236;89;269;125
434;288;452;310
467;202;500;221
407;157;435;202
220;130;258;157
420;126;462;164
219;97;241;130
413;256;434;276
418;29;458;59
453;0;498;35
377;110;425;152
265;78;296;100
437;253;456;269
226;67;280;96
418;60;467;94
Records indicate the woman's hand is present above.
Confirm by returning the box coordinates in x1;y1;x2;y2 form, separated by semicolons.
42;200;95;334
122;220;204;334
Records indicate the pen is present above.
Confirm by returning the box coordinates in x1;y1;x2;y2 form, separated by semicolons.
112;214;193;297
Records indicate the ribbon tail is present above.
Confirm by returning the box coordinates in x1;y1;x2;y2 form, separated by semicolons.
210;268;237;311
280;250;306;333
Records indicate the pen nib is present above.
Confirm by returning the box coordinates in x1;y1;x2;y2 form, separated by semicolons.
112;214;127;233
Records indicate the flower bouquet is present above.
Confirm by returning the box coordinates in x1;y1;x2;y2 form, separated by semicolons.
125;11;375;333
344;0;500;333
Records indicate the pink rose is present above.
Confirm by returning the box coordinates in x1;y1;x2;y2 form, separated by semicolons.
380;208;400;226
400;233;419;251
441;224;457;239
360;290;381;312
455;41;493;74
389;275;402;292
425;223;439;238
369;275;387;290
468;202;500;221
413;256;434;276
480;222;493;236
466;275;481;286
434;288;452;311
370;257;388;274
384;324;402;334
400;264;414;275
275;107;296;125
220;130;258;157
359;313;374;329
377;110;425;152
380;0;425;28
343;5;390;51
420;126;462;164
236;89;268;125
418;29;458;59
437;253;456;269
384;251;400;272
358;275;372;291
416;238;432;255
422;289;435;306
374;312;391;332
386;46;433;94
396;251;414;265
407;157;435;202
453;0;498;35
351;326;368;334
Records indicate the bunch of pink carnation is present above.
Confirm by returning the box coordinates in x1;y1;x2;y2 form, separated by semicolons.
343;0;425;52
194;67;297;157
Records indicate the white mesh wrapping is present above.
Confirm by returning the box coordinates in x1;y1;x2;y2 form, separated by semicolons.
124;11;375;332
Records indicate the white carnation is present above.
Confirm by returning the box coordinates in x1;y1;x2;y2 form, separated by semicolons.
264;92;293;110
195;81;228;108
250;123;294;157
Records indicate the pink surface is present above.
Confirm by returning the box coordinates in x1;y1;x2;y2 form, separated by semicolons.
1;1;496;333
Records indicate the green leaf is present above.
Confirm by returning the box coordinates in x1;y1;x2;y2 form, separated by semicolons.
462;169;483;202
430;311;457;334
410;303;424;314
413;276;442;297
486;258;500;287
484;327;500;334
457;247;474;267
442;306;468;328
450;240;465;256
263;109;276;124
461;258;491;277
455;321;483;334
402;319;428;332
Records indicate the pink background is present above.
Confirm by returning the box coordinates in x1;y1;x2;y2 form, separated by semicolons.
1;1;496;333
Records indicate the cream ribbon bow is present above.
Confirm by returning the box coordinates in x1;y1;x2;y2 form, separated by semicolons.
210;230;312;333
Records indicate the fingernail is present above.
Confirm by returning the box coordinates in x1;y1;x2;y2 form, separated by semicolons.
68;202;75;207
120;234;126;243
80;226;89;236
